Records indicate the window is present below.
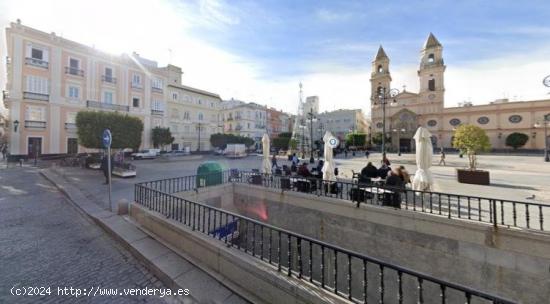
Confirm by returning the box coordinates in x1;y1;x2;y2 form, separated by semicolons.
66;112;77;124
449;118;461;126
210;102;214;108
183;112;190;120
105;67;113;77
428;79;435;91
198;113;204;121
69;58;80;69
152;78;163;90
25;76;49;94
68;86;80;99
103;91;113;104
427;119;437;127
509;115;522;123
477;116;489;125
428;54;435;63
198;99;202;105
25;105;46;121
151;100;164;111
377;65;383;73
132;97;140;108
172;92;178;100
31;48;43;60
132;74;142;87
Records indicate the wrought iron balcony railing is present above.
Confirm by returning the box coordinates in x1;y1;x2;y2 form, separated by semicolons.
65;67;84;77
151;86;163;93
23;91;49;101
86;100;129;112
101;75;117;84
151;109;164;116
25;57;49;69
131;82;143;89
25;120;47;129
64;122;77;130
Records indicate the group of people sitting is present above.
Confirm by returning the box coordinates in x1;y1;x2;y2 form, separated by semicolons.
359;157;411;189
272;153;326;179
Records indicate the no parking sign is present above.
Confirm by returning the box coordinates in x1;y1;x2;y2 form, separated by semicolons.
327;137;339;148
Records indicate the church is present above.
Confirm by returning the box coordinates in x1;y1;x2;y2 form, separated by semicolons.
370;33;550;152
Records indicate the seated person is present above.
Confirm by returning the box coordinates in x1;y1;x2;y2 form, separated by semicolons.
361;162;379;178
385;167;404;188
398;165;411;185
282;165;291;176
290;163;297;173
297;162;312;177
384;167;405;208
378;162;391;178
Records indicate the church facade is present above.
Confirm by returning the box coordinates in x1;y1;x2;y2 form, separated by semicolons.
370;33;550;152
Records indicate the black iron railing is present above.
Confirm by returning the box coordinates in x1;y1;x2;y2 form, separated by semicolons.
65;66;85;76
142;171;550;232
101;75;117;84
86;100;129;112
134;177;516;304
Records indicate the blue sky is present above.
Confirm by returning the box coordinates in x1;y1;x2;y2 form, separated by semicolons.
1;0;550;114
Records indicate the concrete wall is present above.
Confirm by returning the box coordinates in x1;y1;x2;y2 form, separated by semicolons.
129;202;349;304
221;184;549;303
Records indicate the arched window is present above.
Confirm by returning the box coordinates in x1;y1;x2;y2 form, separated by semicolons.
198;112;204;121
377;65;383;73
428;79;435;91
428;54;435;63
377;86;384;96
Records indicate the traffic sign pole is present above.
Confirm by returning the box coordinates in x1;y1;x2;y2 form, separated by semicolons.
103;129;113;211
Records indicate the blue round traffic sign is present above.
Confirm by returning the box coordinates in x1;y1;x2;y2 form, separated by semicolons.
328;137;339;148
102;129;112;148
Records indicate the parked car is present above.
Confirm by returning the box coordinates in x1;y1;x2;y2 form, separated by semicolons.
131;149;158;160
213;148;224;155
166;150;189;157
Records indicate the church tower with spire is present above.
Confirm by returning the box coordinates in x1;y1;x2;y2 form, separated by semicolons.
370;46;392;103
418;33;445;108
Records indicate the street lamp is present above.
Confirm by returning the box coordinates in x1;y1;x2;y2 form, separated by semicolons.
196;122;202;152
373;87;399;157
534;114;550;162
299;124;306;159
307;108;317;163
392;128;406;156
13;120;19;132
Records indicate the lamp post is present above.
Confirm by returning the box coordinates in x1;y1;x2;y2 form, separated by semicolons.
373;87;399;157
299;124;306;159
196;122;202;152
307;108;316;163
392;128;406;156
535;114;550;162
13;120;19;132
316;122;324;161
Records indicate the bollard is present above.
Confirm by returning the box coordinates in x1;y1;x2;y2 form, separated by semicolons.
19;158;23;167
117;198;129;215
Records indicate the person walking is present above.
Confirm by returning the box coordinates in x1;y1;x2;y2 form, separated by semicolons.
271;154;278;168
365;150;370;159
1;145;6;160
100;153;113;184
439;150;446;166
344;149;348;158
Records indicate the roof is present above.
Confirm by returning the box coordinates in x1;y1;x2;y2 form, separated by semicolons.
168;83;220;99
375;45;388;60
424;33;442;49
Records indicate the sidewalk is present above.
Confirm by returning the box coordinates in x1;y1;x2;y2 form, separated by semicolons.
40;168;249;304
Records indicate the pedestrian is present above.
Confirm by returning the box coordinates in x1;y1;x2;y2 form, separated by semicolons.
292;153;299;166
100;153;113;184
344;149;348;158
1;145;6;160
382;155;391;166
271;154;278;168
365;150;370;159
439;150;446;166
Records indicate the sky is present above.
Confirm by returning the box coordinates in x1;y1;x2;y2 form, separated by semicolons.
1;0;550;116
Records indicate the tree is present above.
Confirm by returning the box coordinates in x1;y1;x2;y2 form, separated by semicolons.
76;111;143;150
289;139;298;150
452;124;491;170
505;133;529;150
272;132;292;151
209;133;256;149
345;133;366;148
372;132;391;146
151;127;174;150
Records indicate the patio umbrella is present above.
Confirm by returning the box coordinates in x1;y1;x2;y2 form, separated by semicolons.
412;126;434;191
321;131;336;182
261;133;272;174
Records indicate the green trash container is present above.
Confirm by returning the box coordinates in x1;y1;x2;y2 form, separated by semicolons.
196;161;223;187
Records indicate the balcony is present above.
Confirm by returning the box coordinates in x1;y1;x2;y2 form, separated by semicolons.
65;122;77;130
25;57;49;69
65;66;84;77
131;82;143;89
23;92;49;101
24;120;47;129
151;109;164;116
235;125;243;131
226;117;233;121
101;75;117;84
151;86;163;94
235;115;242;120
86;100;129;112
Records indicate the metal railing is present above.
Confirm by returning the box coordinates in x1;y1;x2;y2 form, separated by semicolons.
151;86;163;93
134;175;516;304
143;171;550;232
233;172;550;232
64;122;77;129
65;66;84;76
151;109;164;116
25;57;49;68
23;91;49;101
24;120;47;128
86;100;129;112
101;75;117;84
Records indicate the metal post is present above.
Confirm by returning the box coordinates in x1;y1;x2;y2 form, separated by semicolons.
107;147;112;211
381;88;386;158
397;128;401;156
544;116;549;162
197;123;201;152
309;109;315;163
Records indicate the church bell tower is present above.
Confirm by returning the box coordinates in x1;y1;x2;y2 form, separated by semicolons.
418;33;445;107
370;46;392;104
